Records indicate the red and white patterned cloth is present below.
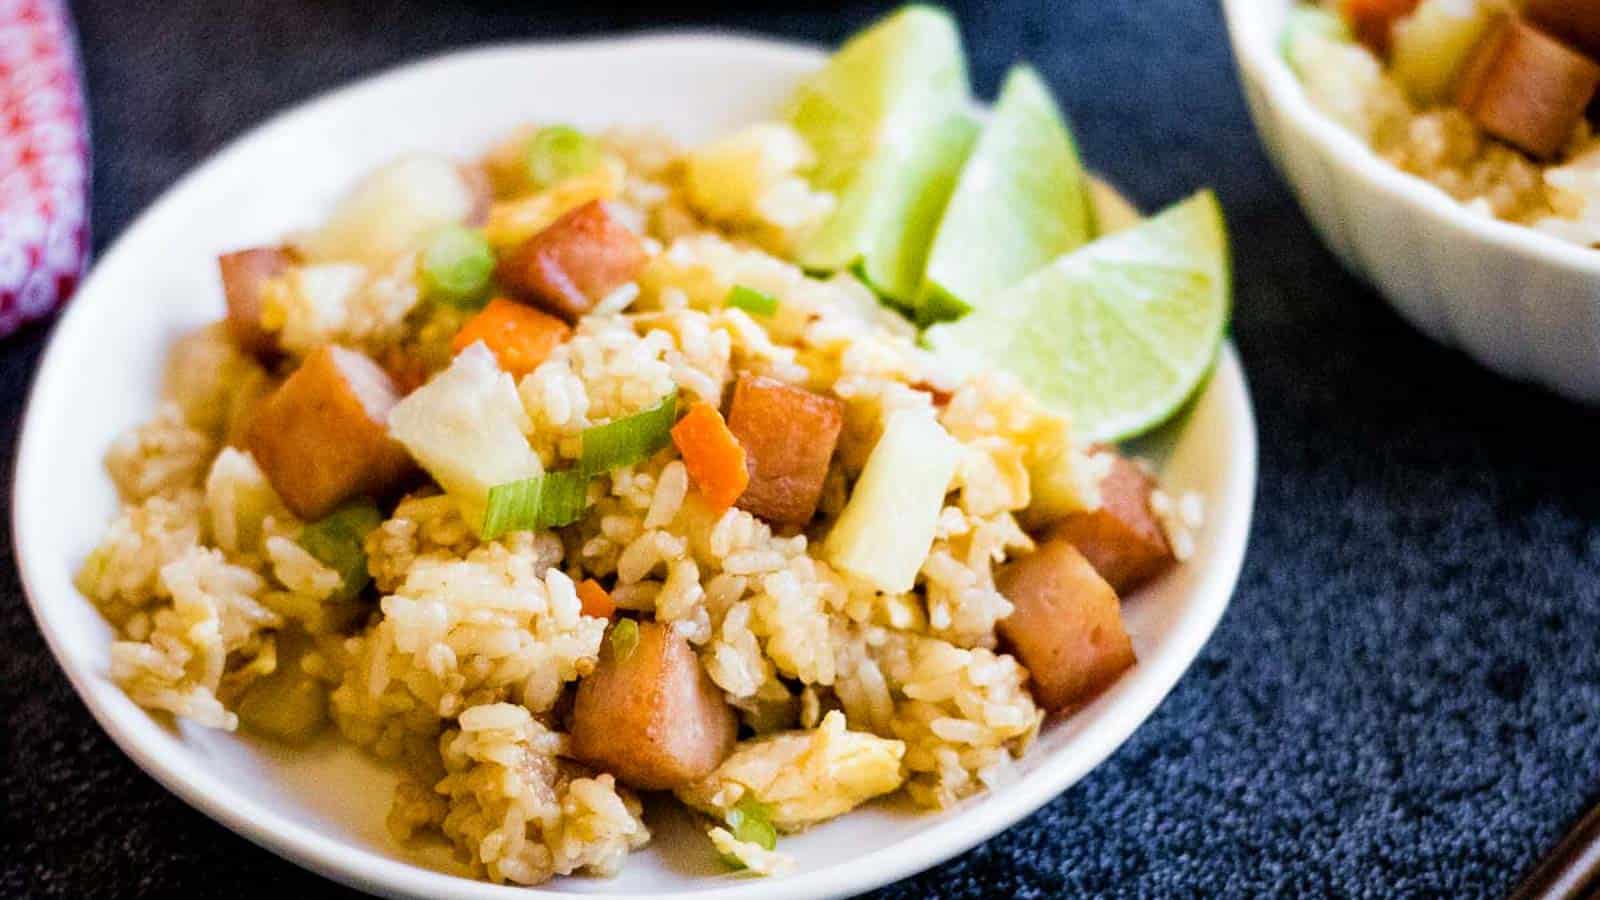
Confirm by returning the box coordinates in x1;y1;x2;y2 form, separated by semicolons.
0;0;88;337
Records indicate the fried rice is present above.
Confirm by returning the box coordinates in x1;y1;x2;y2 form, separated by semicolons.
74;120;1192;886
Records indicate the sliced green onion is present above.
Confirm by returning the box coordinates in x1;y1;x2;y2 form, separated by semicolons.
419;226;495;308
579;389;680;478
299;501;384;601
481;469;593;540
719;795;778;868
609;618;640;662
482;478;540;540
726;284;778;317
537;470;590;528
527;125;601;189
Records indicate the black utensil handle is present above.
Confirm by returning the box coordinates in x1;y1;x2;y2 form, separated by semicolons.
1511;801;1600;900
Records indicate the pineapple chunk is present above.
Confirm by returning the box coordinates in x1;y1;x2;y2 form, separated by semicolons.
298;155;477;267
1392;0;1494;104
1023;440;1101;527
387;342;542;534
683;123;832;233
204;447;291;556
823;410;961;593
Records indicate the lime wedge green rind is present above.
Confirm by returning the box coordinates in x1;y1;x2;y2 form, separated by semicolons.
789;5;974;303
916;64;1095;324
925;190;1230;444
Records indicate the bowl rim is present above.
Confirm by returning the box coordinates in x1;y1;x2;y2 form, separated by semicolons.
1220;0;1600;276
12;32;1258;899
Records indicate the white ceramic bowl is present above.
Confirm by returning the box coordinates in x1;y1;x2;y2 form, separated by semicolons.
13;35;1258;899
1224;0;1600;402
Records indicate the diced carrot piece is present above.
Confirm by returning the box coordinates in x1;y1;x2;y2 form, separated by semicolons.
576;578;616;620
246;345;414;519
1342;0;1421;53
218;247;291;360
450;297;572;378
997;538;1136;713
670;402;750;512
1456;16;1600;159
1526;0;1600;58
496;200;646;321
1049;452;1175;594
726;374;844;527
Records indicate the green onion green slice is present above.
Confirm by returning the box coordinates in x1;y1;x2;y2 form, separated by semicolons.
578;389;679;478
527;125;602;190
537;470;589;528
419;226;495;308
609;618;640;662
719;795;779;868
481;469;593;540
726;284;779;317
299;501;384;601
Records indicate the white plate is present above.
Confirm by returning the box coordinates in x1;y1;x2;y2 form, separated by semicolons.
12;34;1258;900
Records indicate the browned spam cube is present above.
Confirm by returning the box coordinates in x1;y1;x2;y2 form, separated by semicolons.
726;373;844;527
497;200;647;321
245;345;414;520
1342;0;1421;55
1049;452;1175;594
1526;0;1600;59
218;247;291;360
1455;16;1600;160
997;538;1136;713
570;621;737;791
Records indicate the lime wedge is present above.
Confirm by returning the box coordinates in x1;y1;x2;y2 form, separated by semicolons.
925;190;1230;444
1087;176;1143;236
789;6;974;303
917;65;1094;325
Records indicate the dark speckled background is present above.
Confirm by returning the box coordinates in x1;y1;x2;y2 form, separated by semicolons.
4;1;1600;896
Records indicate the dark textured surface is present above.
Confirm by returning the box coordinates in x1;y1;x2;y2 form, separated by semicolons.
4;0;1600;896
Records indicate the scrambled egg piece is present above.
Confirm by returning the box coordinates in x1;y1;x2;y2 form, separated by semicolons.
708;826;794;876
483;157;625;250
676;710;906;832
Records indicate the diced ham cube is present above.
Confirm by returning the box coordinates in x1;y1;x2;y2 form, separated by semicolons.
245;345;414;519
725;374;844;526
1456;16;1600;159
218;247;291;359
570;621;738;790
1049;452;1175;594
1526;0;1600;59
496;199;646;321
997;538;1136;713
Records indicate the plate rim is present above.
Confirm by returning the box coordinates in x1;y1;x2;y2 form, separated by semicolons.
11;32;1259;900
